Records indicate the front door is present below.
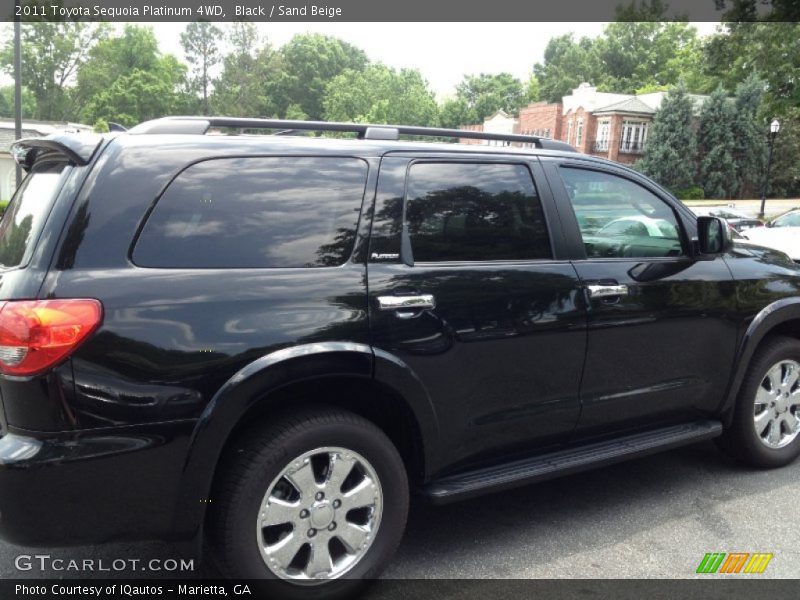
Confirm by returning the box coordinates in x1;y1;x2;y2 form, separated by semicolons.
367;156;587;471
546;161;738;436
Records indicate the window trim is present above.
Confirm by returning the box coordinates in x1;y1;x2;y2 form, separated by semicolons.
555;163;691;262
129;154;370;270
400;159;556;266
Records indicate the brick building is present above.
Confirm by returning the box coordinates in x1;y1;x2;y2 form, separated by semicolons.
461;83;708;165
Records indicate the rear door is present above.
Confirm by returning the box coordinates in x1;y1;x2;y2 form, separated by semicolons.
367;154;587;470
542;158;738;436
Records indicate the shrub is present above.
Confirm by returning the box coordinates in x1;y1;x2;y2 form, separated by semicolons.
671;186;705;200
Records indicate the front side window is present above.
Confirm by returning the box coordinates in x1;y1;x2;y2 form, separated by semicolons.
773;212;800;228
133;157;367;268
560;167;684;259
404;162;551;262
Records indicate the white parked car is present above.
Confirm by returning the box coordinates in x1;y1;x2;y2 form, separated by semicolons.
742;209;800;261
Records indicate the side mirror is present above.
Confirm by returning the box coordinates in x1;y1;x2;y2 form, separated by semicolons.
697;216;732;255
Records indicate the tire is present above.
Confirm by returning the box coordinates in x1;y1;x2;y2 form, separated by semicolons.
208;408;409;599
718;335;800;468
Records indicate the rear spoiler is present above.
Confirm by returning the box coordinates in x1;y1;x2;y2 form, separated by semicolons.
11;134;104;172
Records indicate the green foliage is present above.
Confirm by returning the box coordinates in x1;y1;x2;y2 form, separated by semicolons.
82;66;187;128
268;34;368;120
439;97;478;128
93;118;109;133
284;103;308;121
669;186;705;200
731;73;767;198
636;83;697;190
770;108;800;199
77;25;187;126
454;73;528;121
324;64;438;127
533;35;602;102
704;22;800;116
697;87;738;199
0;85;37;118
0;1;108;120
526;75;541;103
211;23;279;117
180;21;223;115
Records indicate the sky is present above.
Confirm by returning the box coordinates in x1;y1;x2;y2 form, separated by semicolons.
1;22;724;100
148;21;724;99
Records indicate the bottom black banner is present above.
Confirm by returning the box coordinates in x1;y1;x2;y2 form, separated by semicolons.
3;579;800;600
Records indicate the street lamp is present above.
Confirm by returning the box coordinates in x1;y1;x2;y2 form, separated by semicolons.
759;118;781;218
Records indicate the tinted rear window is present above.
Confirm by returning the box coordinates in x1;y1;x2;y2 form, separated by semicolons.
0;162;69;269
133;157;368;269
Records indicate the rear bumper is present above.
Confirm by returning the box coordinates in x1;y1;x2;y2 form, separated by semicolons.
0;422;195;546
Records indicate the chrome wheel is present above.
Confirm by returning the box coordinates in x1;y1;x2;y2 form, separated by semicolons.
256;447;382;583
754;359;800;449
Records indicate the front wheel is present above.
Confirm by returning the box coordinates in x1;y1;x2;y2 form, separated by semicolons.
209;408;409;598
718;336;800;468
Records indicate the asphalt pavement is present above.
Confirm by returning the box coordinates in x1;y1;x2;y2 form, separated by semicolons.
2;439;798;584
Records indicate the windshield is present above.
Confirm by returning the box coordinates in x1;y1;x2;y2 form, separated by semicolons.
0;162;70;269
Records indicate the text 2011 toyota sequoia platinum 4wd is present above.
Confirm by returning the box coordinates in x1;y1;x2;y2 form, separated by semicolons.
2;117;800;596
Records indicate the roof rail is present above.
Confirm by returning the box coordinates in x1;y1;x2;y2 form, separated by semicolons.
128;117;576;151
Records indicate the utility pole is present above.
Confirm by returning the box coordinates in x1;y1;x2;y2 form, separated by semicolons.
14;10;22;187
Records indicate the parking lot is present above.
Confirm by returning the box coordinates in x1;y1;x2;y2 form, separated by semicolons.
2;439;798;583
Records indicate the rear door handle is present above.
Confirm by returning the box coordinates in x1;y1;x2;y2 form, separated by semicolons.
377;294;436;311
586;284;629;299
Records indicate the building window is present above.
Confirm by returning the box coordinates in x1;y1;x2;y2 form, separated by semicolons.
594;120;611;152
566;119;574;145
576;118;584;147
620;120;648;154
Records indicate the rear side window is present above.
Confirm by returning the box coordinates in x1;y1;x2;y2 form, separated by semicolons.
0;161;69;269
133;157;368;268
405;162;551;262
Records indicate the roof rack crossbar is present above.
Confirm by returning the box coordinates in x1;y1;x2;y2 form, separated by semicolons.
128;117;575;151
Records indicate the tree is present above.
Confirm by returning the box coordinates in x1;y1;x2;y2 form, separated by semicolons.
697;87;738;198
731;72;767;198
770;108;800;199
83;56;188;128
76;25;187;125
181;21;223;115
533;35;602;103
269;34;368;119
526;75;541;103
594;22;709;94
454;73;528;121
212;23;281;117
704;22;800;116
0;85;36;118
636;83;697;191
0;2;107;120
439;97;478;128
324;64;438;126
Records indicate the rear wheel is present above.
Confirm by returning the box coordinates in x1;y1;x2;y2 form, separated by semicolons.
209;408;409;599
718;336;800;468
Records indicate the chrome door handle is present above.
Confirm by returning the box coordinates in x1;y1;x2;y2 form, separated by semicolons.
377;294;436;311
587;284;629;299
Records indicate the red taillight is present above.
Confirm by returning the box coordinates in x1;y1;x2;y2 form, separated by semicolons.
0;299;102;376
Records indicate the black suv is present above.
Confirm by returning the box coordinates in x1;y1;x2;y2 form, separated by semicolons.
2;118;800;595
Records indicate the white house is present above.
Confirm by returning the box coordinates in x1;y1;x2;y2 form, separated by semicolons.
0;118;93;202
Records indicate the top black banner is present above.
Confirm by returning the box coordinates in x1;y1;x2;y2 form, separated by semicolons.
3;0;797;23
